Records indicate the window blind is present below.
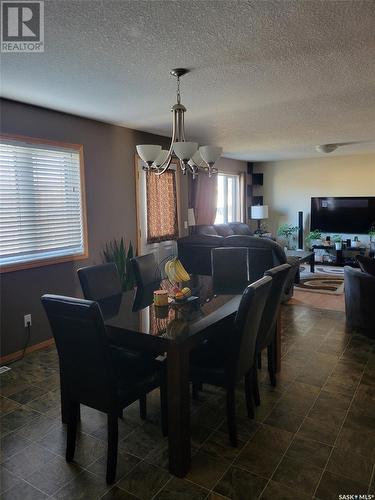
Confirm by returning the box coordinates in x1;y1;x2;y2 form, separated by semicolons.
0;138;86;269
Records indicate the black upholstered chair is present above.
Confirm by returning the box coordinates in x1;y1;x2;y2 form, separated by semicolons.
78;263;122;300
190;276;272;446
250;264;291;406
77;262;158;421
41;295;167;484
131;253;161;288
211;247;250;294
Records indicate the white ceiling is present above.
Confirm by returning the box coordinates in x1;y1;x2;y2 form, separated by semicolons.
2;0;375;161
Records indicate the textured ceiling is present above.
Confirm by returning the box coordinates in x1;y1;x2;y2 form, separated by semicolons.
2;0;375;161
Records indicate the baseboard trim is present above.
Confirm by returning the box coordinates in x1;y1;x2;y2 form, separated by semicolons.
1;338;55;364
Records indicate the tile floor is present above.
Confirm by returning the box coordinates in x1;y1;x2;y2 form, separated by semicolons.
1;303;374;499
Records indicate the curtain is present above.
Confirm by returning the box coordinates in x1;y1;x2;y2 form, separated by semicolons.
191;173;218;225
146;170;179;243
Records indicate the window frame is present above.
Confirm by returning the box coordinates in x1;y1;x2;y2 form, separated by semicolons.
0;134;89;273
215;172;241;224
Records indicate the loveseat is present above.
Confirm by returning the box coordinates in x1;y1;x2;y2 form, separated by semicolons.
177;222;300;301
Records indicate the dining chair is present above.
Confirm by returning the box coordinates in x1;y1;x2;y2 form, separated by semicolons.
131;253;161;288
189;276;272;446
250;263;291;407
77;262;157;421
77;263;122;300
211;247;250;294
41;294;167;484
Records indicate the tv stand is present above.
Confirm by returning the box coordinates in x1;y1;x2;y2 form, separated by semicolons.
312;245;366;267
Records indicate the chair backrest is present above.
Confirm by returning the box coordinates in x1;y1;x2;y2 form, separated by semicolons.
247;247;274;283
131;253;160;288
211;247;250;294
41;294;115;411
256;264;291;352
78;263;122;300
229;275;272;381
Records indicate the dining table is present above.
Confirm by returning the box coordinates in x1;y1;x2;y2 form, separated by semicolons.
100;274;281;477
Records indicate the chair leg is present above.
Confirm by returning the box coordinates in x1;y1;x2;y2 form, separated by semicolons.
257;352;262;370
192;383;200;400
66;401;79;462
252;364;261;406
244;372;254;418
267;342;277;387
160;382;168;437
139;395;147;420
226;387;237;447
106;413;118;484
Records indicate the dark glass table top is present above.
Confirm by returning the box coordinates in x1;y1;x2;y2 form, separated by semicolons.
102;275;243;347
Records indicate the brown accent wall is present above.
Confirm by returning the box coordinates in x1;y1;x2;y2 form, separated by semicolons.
0;99;170;356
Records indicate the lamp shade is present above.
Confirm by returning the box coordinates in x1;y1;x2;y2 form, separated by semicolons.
199;145;222;164
188;150;204;167
173;142;198;161
153;149;169;167
251;205;268;220
187;208;196;226
136;145;161;163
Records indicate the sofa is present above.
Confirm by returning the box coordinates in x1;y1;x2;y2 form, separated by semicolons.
344;266;375;338
177;222;300;301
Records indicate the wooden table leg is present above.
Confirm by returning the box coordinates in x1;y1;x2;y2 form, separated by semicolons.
275;310;282;373
167;344;191;477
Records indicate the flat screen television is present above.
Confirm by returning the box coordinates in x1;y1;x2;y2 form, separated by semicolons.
311;197;375;234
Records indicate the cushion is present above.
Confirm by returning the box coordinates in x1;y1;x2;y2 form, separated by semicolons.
196;225;218;236
356;255;375;277
229;222;253;236
214;224;235;237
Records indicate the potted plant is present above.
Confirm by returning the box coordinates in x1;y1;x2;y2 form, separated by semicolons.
277;224;298;250
102;237;135;291
369;226;375;252
305;229;322;249
332;235;342;250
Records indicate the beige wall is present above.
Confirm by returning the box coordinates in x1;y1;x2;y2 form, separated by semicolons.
215;157;247;175
255;154;375;241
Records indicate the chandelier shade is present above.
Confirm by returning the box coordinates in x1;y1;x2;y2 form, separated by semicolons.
154;149;169;167
199;146;223;164
136;145;161;164
173;142;198;161
136;69;222;178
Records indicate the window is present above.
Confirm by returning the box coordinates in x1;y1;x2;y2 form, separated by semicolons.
146;170;179;243
0;136;87;272
215;173;240;224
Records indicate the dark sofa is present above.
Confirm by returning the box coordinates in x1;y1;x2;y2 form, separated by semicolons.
177;222;300;301
344;266;375;338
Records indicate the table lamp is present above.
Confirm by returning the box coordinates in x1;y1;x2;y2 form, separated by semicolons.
251;205;269;234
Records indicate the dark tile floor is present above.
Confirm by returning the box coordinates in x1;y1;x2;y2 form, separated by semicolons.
1;303;374;499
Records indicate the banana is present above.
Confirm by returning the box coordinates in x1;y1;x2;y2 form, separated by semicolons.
164;257;190;284
174;258;189;282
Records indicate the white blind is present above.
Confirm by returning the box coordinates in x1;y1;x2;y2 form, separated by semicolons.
0;138;86;268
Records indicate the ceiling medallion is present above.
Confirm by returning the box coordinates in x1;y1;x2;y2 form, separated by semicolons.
136;68;222;178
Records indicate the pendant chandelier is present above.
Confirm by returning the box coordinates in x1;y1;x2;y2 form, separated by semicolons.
136;68;222;178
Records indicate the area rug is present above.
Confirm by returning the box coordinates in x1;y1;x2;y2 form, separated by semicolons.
295;276;344;295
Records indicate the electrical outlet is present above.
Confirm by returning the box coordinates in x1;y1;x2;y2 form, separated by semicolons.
24;314;32;327
184;220;188;229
